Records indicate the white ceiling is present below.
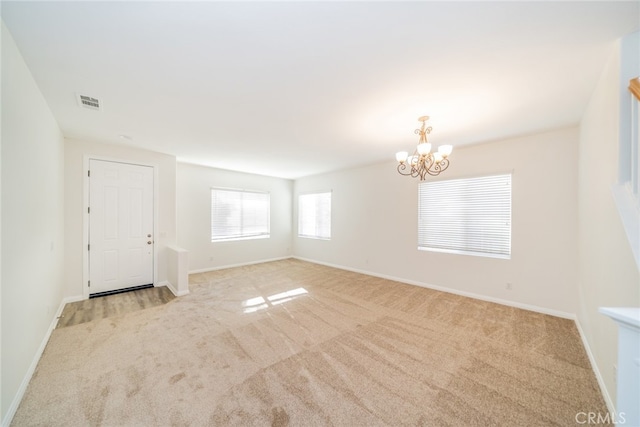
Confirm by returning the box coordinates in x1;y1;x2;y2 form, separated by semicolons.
2;1;638;179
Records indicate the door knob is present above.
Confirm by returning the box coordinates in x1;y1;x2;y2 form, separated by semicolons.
147;241;152;245
147;234;152;238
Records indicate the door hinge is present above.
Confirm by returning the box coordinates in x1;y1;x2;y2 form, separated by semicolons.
88;280;90;287
88;244;90;251
88;206;90;214
88;170;90;177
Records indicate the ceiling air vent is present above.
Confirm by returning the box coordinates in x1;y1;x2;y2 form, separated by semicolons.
76;94;102;111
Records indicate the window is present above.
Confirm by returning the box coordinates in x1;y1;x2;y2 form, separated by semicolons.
298;192;331;239
211;188;270;241
418;174;511;259
612;32;640;269
630;77;639;196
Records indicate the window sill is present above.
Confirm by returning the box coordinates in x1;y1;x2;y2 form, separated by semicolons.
298;235;331;241
211;235;270;243
418;246;511;260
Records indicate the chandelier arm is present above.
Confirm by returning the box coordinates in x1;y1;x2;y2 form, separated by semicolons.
413;167;423;179
426;166;441;176
425;158;450;176
397;163;414;176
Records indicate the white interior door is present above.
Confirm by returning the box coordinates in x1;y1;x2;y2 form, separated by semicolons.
89;159;154;295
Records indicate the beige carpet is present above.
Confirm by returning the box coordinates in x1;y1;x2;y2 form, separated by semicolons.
12;259;606;426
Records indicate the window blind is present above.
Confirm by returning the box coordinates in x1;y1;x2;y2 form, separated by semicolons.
211;188;270;241
418;174;511;258
298;192;331;239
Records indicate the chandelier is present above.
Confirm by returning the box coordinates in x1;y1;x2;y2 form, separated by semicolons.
395;116;452;180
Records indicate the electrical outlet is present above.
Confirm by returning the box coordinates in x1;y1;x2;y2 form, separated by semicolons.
506;282;513;290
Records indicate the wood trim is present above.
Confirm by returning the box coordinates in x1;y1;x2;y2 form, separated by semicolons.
630;77;640;102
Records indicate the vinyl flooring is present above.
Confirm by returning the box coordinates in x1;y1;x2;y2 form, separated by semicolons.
56;286;175;328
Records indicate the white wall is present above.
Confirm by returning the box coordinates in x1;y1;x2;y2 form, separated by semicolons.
294;127;579;316
64;139;177;297
1;22;65;422
177;162;292;272
577;39;640;407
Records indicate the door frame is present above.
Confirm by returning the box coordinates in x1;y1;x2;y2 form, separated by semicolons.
82;155;159;299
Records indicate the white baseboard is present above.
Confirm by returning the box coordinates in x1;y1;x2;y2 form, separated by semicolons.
292;256;576;320
575;319;615;414
1;295;77;427
189;256;292;275
156;280;189;297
